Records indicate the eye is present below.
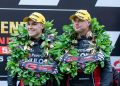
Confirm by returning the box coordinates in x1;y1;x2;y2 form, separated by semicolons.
26;22;30;26
32;22;37;25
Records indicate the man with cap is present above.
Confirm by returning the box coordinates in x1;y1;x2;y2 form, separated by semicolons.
61;10;113;86
23;12;46;39
7;12;57;86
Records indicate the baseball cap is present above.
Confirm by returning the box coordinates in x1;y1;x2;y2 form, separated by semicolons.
70;10;91;22
23;12;46;24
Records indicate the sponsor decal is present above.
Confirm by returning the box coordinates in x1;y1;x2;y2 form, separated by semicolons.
20;62;58;74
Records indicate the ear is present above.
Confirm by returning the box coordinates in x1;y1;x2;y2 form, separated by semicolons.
88;22;91;26
86;21;90;26
41;23;44;29
41;24;44;33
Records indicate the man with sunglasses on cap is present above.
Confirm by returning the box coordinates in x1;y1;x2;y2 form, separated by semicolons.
7;12;57;86
61;10;113;86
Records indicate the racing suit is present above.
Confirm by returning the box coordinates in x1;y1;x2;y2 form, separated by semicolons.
63;36;113;86
7;38;57;86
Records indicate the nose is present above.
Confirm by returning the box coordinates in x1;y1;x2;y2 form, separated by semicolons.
74;20;79;24
27;24;33;30
75;22;79;26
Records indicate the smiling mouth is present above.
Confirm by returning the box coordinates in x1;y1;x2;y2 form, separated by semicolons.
76;26;81;30
29;29;35;32
28;30;35;34
29;30;33;32
76;27;79;29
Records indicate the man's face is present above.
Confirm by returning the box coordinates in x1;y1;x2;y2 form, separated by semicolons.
73;17;90;33
26;19;44;39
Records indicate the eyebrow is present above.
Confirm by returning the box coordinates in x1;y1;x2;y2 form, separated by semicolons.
27;22;38;25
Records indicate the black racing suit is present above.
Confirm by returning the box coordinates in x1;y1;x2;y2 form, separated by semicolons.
63;36;113;86
7;38;57;86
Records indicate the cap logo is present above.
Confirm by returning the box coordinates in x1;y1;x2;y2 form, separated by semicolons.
31;18;37;22
80;12;86;15
32;14;39;18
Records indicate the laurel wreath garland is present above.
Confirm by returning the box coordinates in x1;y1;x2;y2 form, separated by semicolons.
49;18;113;77
6;21;62;86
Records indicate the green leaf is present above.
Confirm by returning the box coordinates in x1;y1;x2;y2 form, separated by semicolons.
29;82;33;86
